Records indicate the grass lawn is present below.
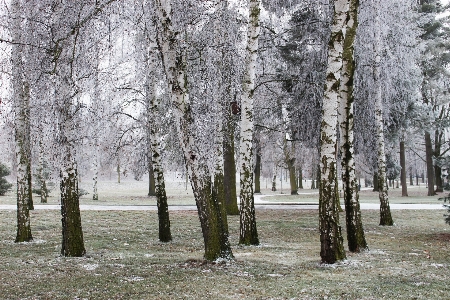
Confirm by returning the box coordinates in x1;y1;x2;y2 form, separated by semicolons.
0;179;449;299
0;208;449;299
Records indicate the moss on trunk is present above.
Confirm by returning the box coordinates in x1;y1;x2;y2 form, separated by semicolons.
60;166;85;257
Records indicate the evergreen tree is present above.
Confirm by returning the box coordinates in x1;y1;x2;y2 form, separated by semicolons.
0;163;13;196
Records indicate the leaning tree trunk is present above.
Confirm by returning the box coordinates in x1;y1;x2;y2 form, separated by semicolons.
425;131;435;196
153;0;232;260
338;0;367;252
238;0;261;246
319;0;347;264
12;0;32;243
374;4;393;226
400;140;408;197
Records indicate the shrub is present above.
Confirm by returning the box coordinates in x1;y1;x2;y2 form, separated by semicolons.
0;163;13;196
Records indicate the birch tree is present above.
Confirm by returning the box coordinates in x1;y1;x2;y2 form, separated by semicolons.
338;0;367;252
152;0;232;260
12;0;33;243
372;1;393;226
319;0;347;264
238;0;261;246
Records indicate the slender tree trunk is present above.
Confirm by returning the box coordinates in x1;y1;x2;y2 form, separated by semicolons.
373;2;393;226
400;141;408;197
12;0;32;242
298;167;303;189
92;141;99;201
238;0;261;246
271;166;277;191
338;0;367;252
27;161;33;210
410;167;413;186
147;69;172;242
14;77;33;242
38;138;48;203
254;150;261;194
153;0;232;260
434;130;443;192
319;0;348;264
425;131;435;196
117;162;121;184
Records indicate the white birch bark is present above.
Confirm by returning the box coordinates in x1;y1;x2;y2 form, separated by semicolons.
319;0;348;264
146;34;172;242
338;0;367;252
92;46;100;201
12;0;32;243
153;0;232;260
238;0;260;246
373;1;393;226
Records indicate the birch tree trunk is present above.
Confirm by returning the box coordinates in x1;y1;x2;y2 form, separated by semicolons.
425;131;435;196
92;47;100;201
238;0;261;246
374;2;393;226
319;0;347;264
434;130;443;192
153;0;232;260
12;0;32;243
271;166;277;191
338;0;367;252
400;140;408;197
38;138;48;203
146;49;172;242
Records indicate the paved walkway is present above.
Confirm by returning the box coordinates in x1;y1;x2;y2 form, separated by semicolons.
0;191;445;211
0;203;444;211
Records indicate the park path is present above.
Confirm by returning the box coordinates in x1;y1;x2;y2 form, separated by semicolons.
0;193;444;211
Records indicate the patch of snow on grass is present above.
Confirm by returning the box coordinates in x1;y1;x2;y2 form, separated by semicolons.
82;264;98;271
123;275;144;282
